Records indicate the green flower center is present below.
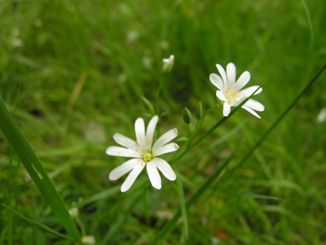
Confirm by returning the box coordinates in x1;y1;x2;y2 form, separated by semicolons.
143;152;153;162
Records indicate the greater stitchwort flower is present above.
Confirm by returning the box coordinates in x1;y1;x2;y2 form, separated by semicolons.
106;115;178;192
210;62;265;118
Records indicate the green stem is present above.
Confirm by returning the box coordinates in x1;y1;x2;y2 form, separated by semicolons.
151;63;326;244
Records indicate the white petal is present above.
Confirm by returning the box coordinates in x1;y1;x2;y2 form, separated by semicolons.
239;86;262;97
146;115;158;146
151;158;176;181
113;133;138;149
216;91;227;101
226;62;236;85
216;64;227;86
153;128;178;149
244;99;265;111
146;163;161;189
106;146;141;158
242;105;261;119
135;118;146;145
153;143;179;156
234;71;250;91
223;102;231;117
209;73;224;90
121;164;145;192
109;159;139;180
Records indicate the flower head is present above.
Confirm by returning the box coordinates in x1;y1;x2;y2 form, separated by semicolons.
106;115;179;192
209;62;265;118
162;54;174;73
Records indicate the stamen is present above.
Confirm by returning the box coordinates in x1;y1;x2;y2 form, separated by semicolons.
231;90;236;93
225;89;229;93
150;138;153;142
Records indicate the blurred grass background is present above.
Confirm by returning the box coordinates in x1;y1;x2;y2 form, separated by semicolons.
1;0;326;244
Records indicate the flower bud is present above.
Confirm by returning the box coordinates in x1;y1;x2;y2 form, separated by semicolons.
183;107;192;124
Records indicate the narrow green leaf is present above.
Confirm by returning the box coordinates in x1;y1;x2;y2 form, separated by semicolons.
1;204;76;242
220;190;283;201
0;99;81;241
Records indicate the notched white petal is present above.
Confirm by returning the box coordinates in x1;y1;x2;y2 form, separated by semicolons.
242;105;261;119
146;164;162;190
216;91;227;101
240;86;262;97
226;62;236;85
153;143;179;156
146;115;158;146
244;99;265;111
216;64;227;85
108;159;138;180
106;146;141;158
234;71;250;91
152;158;176;181
113;133;138;149
153;128;178;149
223;102;231;117
209;73;224;90
121;164;145;192
135;118;146;145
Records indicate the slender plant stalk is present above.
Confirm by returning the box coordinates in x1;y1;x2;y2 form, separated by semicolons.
151;141;243;244
223;63;326;181
151;64;326;244
0;98;81;242
170;86;262;165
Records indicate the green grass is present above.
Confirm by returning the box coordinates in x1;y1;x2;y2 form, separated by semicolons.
1;0;326;244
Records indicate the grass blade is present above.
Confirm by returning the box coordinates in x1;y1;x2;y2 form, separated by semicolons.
0;98;81;242
1;204;75;241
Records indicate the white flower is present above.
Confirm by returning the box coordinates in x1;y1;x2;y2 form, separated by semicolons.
162;54;174;72
106;115;178;192
209;62;265;118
